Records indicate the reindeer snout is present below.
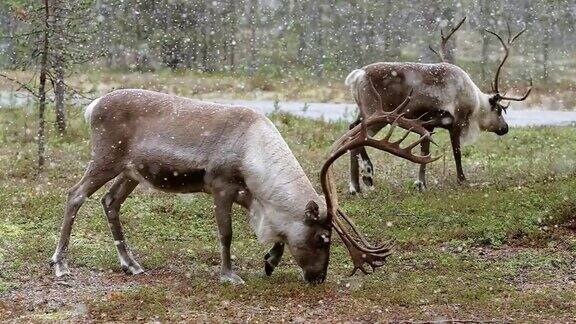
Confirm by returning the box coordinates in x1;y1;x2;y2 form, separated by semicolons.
495;124;509;136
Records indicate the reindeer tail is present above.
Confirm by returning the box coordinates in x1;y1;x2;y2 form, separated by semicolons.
84;97;102;125
345;68;382;116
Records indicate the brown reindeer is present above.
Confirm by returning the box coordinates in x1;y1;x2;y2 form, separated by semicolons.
346;22;531;193
50;89;437;283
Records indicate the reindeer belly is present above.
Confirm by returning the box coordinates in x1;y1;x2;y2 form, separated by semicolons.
126;161;207;193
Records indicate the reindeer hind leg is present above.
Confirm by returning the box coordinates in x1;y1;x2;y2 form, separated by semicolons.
51;162;121;277
348;119;362;194
415;137;431;192
358;124;386;190
101;174;142;275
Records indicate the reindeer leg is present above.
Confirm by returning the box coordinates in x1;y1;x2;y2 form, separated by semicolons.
358;147;374;188
231;185;279;278
449;129;466;183
51;162;120;277
264;242;285;276
415;137;431;192
213;181;244;284
101;175;143;275
348;119;362;194
349;148;362;194
358;124;387;190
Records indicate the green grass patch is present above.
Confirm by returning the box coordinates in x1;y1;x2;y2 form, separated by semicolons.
1;108;576;321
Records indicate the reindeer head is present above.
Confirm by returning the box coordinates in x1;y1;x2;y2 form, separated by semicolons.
286;200;332;283
482;23;532;136
319;93;439;276
479;95;509;136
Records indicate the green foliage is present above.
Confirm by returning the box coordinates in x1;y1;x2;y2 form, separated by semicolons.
2;0;574;86
1;108;576;321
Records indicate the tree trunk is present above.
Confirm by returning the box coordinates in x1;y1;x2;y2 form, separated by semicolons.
52;0;66;135
363;2;376;63
480;0;490;85
350;3;363;66
295;0;307;66
200;2;209;72
38;0;51;171
442;5;457;64
541;6;552;83
382;0;399;60
521;0;534;81
54;55;66;135
311;1;323;77
542;26;550;82
247;0;258;76
6;14;17;66
228;0;237;71
420;1;439;62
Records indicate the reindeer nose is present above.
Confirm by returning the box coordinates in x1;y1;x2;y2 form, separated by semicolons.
496;124;509;136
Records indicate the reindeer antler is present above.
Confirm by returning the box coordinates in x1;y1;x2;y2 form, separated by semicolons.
429;17;466;62
485;23;532;102
320;93;440;275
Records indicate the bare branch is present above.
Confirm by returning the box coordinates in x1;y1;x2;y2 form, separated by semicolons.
0;73;39;98
62;81;96;101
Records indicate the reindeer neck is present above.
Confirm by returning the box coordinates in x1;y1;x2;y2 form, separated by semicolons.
243;119;319;209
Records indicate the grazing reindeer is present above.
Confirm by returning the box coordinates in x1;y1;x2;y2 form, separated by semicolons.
50;89;436;283
346;21;531;193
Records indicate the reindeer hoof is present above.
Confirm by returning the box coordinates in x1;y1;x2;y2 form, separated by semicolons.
220;272;245;285
121;263;145;275
264;252;275;276
414;180;427;192
52;261;71;278
264;260;274;276
362;176;373;188
348;183;360;195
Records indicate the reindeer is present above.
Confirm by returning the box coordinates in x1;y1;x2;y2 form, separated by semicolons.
50;89;437;283
346;20;532;193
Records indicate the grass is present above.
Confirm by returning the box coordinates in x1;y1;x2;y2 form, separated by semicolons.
1;106;576;322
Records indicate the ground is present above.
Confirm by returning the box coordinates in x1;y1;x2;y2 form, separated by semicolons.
1;107;576;322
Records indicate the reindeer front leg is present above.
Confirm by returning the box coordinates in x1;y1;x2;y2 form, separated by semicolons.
449;128;466;183
415;136;431;191
358;147;374;188
213;182;244;284
264;242;285;276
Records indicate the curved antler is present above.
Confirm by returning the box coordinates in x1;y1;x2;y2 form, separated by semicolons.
320;94;440;275
485;23;532;102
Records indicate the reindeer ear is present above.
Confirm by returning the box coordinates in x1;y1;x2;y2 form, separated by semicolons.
305;201;320;224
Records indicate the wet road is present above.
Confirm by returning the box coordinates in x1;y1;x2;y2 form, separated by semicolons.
214;99;576;127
